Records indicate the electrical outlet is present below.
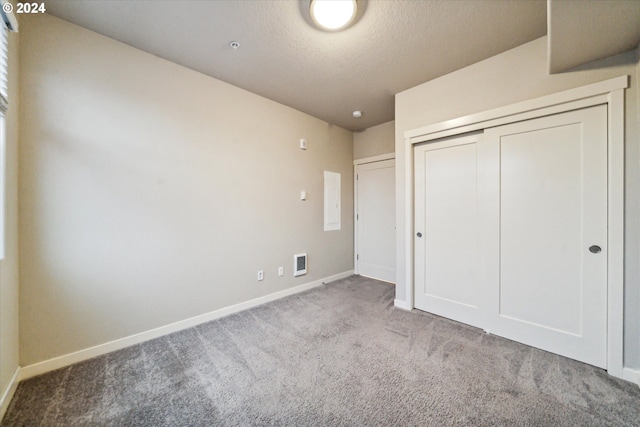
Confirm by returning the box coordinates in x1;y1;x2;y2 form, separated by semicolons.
257;270;264;281
278;266;284;276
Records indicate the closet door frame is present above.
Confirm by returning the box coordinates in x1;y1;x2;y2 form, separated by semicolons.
401;75;627;379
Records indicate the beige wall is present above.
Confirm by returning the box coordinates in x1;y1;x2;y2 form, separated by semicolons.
0;18;20;414
396;36;640;369
19;14;354;366
354;121;394;160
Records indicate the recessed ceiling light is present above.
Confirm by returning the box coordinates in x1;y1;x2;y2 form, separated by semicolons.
310;0;357;31
352;110;362;118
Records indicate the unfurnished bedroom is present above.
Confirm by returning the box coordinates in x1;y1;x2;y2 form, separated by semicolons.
1;0;640;425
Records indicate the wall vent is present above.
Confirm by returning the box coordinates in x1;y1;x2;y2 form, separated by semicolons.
294;253;307;277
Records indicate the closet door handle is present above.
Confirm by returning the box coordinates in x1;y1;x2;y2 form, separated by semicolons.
416;232;422;238
589;245;601;254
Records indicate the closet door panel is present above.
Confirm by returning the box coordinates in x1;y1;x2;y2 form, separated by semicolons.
485;105;608;368
414;135;482;327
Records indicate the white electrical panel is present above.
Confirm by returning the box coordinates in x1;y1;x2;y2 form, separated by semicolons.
324;171;341;231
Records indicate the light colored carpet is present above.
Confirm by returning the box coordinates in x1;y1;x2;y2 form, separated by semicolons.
3;275;639;426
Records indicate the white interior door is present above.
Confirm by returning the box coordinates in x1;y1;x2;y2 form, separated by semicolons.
483;105;608;368
355;159;395;283
414;134;483;326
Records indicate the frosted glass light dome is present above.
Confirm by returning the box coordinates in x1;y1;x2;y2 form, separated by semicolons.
310;0;357;31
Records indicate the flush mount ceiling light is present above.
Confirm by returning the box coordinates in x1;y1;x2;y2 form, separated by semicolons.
310;0;357;31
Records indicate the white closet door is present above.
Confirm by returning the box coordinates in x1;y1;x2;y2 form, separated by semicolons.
483;105;608;368
413;106;608;368
414;134;482;326
356;159;395;283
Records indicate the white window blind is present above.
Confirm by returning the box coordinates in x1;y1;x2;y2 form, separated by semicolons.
0;0;17;113
0;23;8;112
0;1;15;259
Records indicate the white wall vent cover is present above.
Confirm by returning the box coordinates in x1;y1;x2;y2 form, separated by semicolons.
294;253;307;276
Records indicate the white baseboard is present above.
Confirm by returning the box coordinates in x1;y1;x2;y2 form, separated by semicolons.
394;299;412;311
20;271;354;381
0;367;20;420
622;367;640;387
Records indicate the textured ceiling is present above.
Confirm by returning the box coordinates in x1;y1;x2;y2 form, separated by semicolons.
45;0;548;132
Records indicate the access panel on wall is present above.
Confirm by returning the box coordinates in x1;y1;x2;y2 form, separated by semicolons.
413;105;608;368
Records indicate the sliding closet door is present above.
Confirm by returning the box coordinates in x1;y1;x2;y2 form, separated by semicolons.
413;105;608;368
414;134;482;326
483;105;608;368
